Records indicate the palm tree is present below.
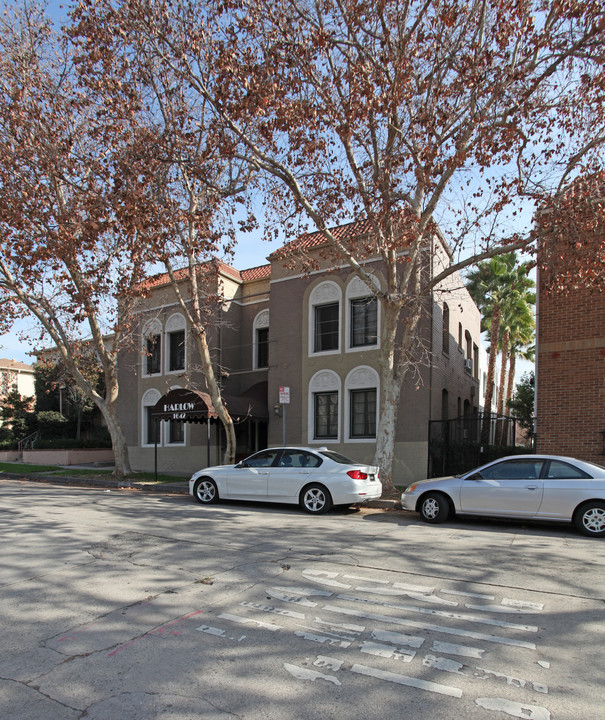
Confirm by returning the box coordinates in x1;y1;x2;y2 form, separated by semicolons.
466;253;534;444
499;294;535;443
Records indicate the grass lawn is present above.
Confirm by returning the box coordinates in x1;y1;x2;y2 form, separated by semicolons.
0;462;186;484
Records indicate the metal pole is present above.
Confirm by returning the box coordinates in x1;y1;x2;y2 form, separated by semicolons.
154;418;159;481
206;420;211;468
282;404;286;446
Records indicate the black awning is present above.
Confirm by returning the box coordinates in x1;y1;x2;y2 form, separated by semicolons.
150;386;268;423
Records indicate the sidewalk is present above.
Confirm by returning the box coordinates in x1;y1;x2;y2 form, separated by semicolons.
0;468;401;508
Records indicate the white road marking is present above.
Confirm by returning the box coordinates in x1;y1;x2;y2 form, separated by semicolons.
272;586;333;597
240;602;305;619
296;623;357;642
294;630;351;648
423;654;466;674
344;574;389;584
441;589;495;600
195;625;226;637
431;640;485;658
393;582;436;594
336;594;538;632
351;663;463;698
284;663;341;685
475;667;548;694
218;613;281;631
266;590;318;607
360;641;416;662
302;569;351;588
538;660;551;669
475;697;550;719
323;604;537;649
466;603;541;614
371;629;425;648
355;586;458;605
312;617;365;635
502;598;544;611
313;656;344;671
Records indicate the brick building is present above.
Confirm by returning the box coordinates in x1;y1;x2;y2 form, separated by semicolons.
535;182;605;463
118;223;482;484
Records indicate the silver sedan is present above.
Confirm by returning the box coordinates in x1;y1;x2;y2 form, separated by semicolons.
401;454;605;537
190;446;381;514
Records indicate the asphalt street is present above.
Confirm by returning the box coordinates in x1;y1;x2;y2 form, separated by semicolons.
1;477;603;720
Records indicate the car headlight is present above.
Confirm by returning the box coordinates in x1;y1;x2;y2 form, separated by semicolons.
406;483;419;493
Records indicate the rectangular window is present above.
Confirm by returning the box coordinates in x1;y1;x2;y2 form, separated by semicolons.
350;297;378;347
169;420;184;444
256;327;269;368
314;303;339;352
350;389;377;438
169;330;185;371
314;391;338;439
146;407;159;445
146;335;161;375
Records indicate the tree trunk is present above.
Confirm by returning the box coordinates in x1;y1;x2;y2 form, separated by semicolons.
192;326;237;465
505;352;517;416
496;329;509;445
481;307;501;445
373;299;420;495
95;397;132;478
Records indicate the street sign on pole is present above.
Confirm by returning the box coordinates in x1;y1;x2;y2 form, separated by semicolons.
279;387;289;444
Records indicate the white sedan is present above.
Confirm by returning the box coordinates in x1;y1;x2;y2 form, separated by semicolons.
189;446;382;514
401;454;605;537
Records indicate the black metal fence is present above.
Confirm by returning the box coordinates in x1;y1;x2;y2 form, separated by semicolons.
428;412;533;478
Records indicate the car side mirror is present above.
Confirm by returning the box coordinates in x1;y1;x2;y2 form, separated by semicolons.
235;461;246;468
467;472;482;480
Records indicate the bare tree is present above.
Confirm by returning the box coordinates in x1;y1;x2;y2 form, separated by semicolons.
73;0;605;488
0;2;155;476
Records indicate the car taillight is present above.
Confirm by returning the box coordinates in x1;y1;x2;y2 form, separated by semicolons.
347;470;368;480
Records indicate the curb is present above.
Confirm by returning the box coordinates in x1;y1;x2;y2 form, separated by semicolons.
1;471;402;508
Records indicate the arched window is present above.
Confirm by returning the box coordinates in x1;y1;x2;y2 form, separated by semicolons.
345;366;379;441
345;275;380;351
253;310;269;369
308;370;341;443
142;318;162;376
142;388;161;446
165;313;186;373
308;281;341;355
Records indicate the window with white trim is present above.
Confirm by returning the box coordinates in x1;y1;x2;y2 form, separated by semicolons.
165;313;186;373
253;310;270;369
142;388;161;446
309;281;341;355
308;370;341;443
345;275;380;351
345;366;379;441
142;319;162;376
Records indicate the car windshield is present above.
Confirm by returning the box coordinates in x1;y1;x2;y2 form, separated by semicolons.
319;450;358;465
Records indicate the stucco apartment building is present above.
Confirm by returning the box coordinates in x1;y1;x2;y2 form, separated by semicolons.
118;223;482;484
0;358;35;417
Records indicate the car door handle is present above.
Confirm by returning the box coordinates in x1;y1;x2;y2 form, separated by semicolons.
525;485;539;490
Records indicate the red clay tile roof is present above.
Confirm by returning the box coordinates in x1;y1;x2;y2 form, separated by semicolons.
240;264;271;281
269;220;373;258
139;258;271;291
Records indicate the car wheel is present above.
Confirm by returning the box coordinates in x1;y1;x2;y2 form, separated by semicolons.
419;492;451;524
300;484;332;514
193;477;219;505
574;501;605;537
